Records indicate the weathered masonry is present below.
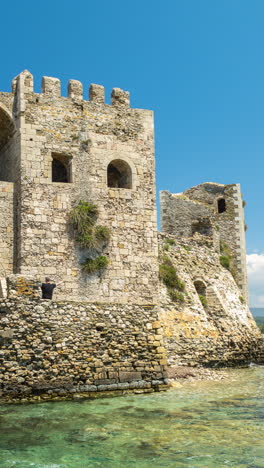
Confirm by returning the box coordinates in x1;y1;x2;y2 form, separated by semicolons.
160;183;248;302
0;70;158;304
0;71;263;402
0;295;167;402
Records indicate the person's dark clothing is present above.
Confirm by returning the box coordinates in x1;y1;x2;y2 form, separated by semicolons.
41;283;56;299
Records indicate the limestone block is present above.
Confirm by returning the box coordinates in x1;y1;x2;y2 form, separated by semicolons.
89;84;105;104
68;80;83;99
0;328;13;339
111;88;130;107
119;371;142;382
42;76;61;97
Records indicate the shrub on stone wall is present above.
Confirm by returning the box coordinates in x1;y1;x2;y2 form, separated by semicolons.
82;255;109;273
169;289;185;302
159;256;185;302
220;254;230;269
69;200;110;273
199;294;208;308
164;238;176;251
219;241;237;283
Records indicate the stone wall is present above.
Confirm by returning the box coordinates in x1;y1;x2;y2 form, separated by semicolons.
0;71;263;405
160;182;248;301
0;70;159;304
158;233;263;367
0;182;14;277
0;298;167;402
0;134;20;184
0;258;262;402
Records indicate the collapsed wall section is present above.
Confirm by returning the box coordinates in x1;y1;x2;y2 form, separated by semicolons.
158;234;263;367
160;183;248;301
0;298;167;402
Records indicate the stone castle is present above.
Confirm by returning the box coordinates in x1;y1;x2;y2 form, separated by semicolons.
0;70;262;402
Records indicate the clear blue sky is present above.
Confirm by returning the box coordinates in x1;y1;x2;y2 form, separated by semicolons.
1;0;263;254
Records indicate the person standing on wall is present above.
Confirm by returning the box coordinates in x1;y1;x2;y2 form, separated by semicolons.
41;277;63;300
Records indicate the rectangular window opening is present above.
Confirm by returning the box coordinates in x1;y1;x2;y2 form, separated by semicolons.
51;153;72;183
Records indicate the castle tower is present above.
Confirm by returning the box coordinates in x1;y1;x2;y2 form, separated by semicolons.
160;182;248;302
0;71;159;303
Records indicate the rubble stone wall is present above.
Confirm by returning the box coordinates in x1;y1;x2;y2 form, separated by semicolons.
0;298;167;402
160;183;248;301
158;233;263;366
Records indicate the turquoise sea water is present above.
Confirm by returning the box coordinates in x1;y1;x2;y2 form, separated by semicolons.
1;366;264;468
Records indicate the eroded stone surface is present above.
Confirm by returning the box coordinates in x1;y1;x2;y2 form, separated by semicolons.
0;299;167;401
0;71;263;402
158;233;263;367
160;183;248;301
0;71;158;304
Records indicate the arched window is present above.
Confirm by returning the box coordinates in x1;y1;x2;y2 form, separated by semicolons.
52;153;72;183
217;198;226;213
107;159;132;189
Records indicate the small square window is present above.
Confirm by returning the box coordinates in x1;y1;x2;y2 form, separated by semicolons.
52;153;72;183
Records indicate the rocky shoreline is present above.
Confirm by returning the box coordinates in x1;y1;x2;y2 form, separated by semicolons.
2;364;262;404
167;365;239;385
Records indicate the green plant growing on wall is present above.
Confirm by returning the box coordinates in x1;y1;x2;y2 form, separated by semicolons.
220;255;230;269
69;201;110;274
159;255;185;303
169;289;185;302
70;201;97;232
165;238;175;246
199;294;207;308
219;241;237;283
164;238;176;251
94;225;111;244
82;255;109;273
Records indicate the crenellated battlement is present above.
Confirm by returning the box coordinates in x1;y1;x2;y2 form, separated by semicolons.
10;70;130;107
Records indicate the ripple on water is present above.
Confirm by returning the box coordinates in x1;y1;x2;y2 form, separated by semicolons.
0;366;264;467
